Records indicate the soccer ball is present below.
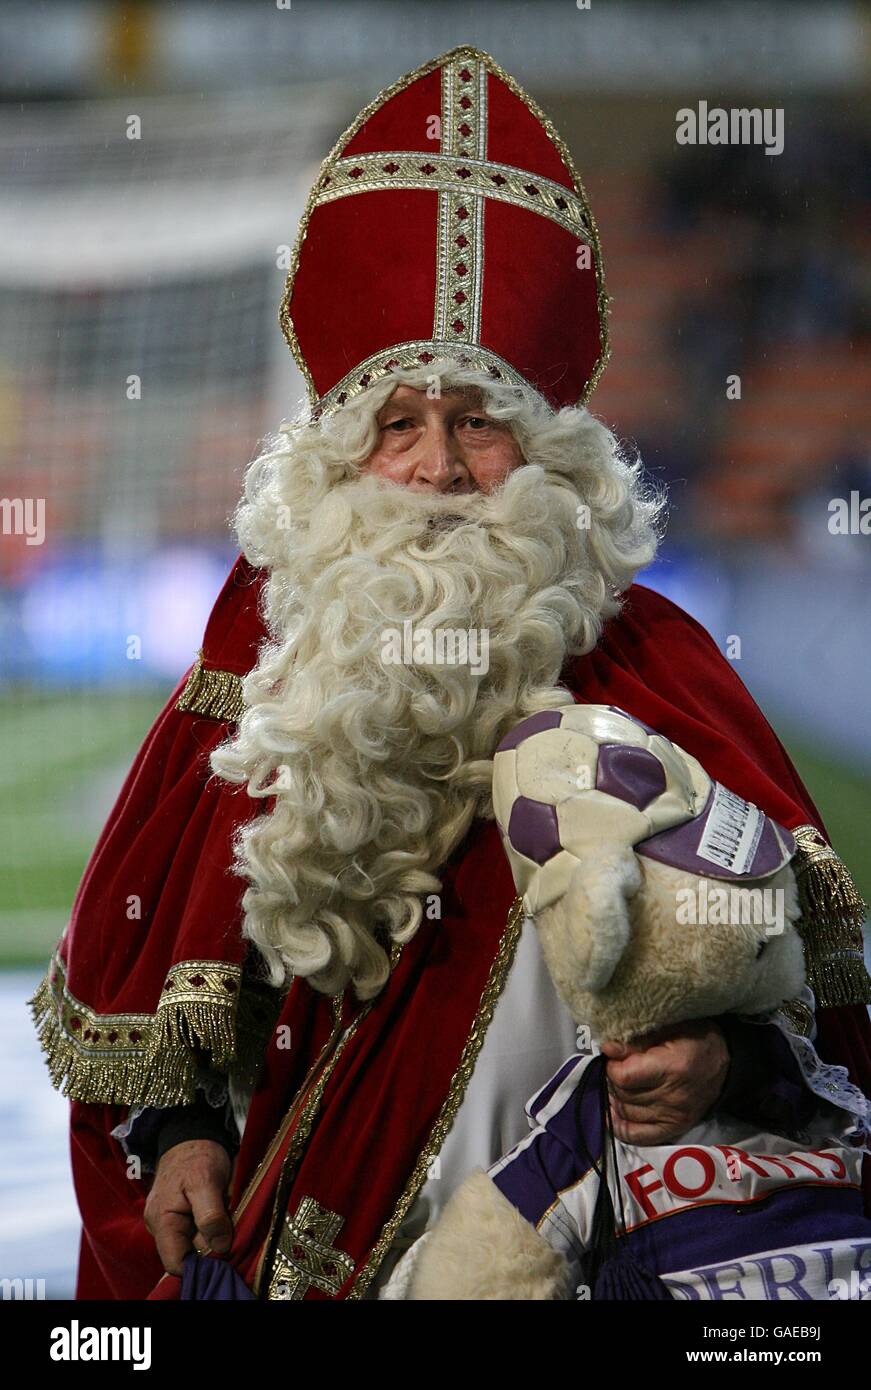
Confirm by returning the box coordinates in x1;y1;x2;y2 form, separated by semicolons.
493;703;795;918
493;702;803;1029
493;704;711;915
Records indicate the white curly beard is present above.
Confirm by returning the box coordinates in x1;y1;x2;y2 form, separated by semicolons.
211;368;662;999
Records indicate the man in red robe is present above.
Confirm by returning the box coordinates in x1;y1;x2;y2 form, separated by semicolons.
30;46;870;1302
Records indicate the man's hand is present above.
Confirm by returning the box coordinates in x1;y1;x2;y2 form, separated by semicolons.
599;1019;729;1145
144;1139;234;1277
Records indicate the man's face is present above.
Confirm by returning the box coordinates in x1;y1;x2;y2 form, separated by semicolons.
361;384;523;495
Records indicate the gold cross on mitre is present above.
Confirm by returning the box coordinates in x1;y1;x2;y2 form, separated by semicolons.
267;1195;355;1300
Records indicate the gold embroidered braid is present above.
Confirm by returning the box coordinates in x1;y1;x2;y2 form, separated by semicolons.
315;340;530;417
175;650;245;722
791;823;870;1009
28;953;248;1107
232;987;348;1231
441;48;487;160
433;54;488;348
256;1000;374;1298
346;894;526;1298
268;1196;356;1301
315;154;591;243
433;187;486;347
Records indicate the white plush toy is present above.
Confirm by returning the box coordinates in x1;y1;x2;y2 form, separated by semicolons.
409;705;871;1301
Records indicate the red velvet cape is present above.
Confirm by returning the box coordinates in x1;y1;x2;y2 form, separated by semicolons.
40;561;867;1300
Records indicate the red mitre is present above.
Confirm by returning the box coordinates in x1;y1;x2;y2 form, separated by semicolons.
280;45;609;415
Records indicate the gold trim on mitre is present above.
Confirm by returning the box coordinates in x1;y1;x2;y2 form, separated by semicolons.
278;45;610;417
315;341;532;417
314;153;592;241
790;823;870;1010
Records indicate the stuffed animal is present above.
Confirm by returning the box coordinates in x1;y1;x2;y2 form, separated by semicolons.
409;705;871;1301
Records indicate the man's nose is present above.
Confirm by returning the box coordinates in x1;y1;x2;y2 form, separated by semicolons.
413;425;469;492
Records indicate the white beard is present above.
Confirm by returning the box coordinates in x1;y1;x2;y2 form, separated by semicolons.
212;423;654;999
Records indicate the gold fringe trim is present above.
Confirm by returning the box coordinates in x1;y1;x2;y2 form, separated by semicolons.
791;823;870;1009
347;894;526;1298
28;953;247;1107
175;650;245;723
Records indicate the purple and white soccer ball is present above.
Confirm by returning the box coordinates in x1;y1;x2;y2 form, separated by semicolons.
492;705;795;917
